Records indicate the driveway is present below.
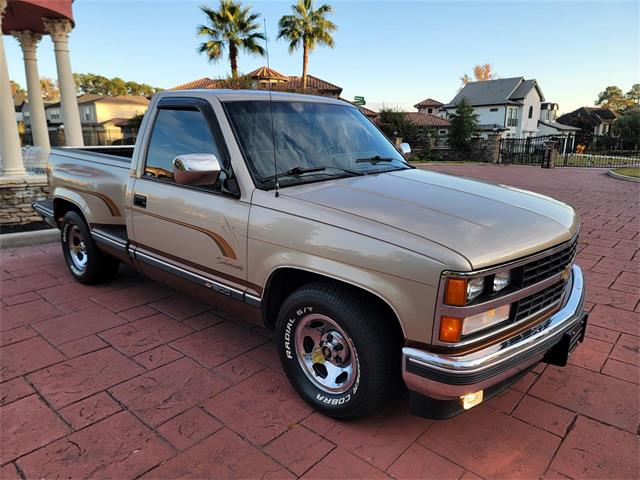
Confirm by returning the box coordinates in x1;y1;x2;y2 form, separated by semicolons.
1;165;638;479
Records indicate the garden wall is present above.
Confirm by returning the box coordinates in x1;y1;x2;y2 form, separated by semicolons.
0;175;49;226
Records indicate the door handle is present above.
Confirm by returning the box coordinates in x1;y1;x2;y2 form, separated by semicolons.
133;194;147;208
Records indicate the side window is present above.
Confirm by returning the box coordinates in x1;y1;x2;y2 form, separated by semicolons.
528;106;533;119
144;108;224;189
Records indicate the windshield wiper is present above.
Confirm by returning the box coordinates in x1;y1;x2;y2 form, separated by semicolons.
355;155;415;169
355;155;396;164
260;165;364;184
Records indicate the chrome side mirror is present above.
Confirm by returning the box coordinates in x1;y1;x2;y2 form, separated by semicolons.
399;142;411;158
172;153;221;186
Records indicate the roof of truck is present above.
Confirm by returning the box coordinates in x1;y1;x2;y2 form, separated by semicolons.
154;89;352;106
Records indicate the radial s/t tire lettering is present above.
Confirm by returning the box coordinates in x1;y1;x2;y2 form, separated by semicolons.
276;280;398;419
61;211;119;284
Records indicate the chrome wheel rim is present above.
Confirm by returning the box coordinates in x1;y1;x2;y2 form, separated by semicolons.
67;225;88;272
295;313;358;394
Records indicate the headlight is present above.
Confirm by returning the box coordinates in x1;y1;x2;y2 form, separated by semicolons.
493;271;511;292
444;277;484;306
467;277;485;302
439;305;511;342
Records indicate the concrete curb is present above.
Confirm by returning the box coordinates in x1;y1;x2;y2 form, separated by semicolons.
607;170;640;183
0;228;59;249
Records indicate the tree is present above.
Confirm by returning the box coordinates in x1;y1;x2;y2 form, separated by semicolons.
278;0;337;90
40;77;59;101
625;83;640;105
461;63;495;85
376;106;419;143
197;0;265;78
595;85;633;112
447;98;479;152
73;73;162;96
11;80;25;96
613;107;640;149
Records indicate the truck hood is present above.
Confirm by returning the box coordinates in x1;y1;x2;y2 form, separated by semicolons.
281;168;578;269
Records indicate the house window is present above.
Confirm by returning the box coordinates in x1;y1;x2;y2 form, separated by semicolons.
528;106;533;119
506;107;518;127
83;106;92;122
439;130;447;135
428;108;433;114
50;109;60;120
490;108;498;112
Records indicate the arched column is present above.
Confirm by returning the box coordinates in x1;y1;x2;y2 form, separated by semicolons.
43;17;83;146
12;30;51;158
0;0;26;175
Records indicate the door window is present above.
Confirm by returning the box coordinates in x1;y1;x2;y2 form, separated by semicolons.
144;108;224;190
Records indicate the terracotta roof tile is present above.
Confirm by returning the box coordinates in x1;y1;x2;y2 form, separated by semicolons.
404;112;450;127
414;98;443;108
247;66;288;81
168;77;218;91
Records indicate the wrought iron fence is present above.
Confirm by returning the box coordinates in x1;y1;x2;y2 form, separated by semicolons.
500;134;640;168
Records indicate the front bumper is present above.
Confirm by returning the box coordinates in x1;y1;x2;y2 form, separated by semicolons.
403;265;586;412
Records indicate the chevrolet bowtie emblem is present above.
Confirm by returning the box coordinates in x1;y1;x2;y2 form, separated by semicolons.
560;264;572;281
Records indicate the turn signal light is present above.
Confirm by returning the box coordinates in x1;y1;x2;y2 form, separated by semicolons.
439;316;463;342
444;278;467;306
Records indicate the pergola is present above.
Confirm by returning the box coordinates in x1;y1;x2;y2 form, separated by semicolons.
0;0;83;176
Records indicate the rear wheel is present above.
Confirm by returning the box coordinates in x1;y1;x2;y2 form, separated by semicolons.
276;280;398;419
61;211;119;284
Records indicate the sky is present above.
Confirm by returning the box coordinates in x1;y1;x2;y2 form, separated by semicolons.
5;0;639;113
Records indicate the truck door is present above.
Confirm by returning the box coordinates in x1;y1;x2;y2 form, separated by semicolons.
129;97;256;305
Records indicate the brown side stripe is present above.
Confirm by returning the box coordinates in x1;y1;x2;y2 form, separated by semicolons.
65;186;122;217
128;207;238;260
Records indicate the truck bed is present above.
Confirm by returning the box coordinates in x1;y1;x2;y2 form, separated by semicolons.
48;147;133;226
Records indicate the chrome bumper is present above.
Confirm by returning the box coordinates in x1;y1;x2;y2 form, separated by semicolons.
403;265;585;400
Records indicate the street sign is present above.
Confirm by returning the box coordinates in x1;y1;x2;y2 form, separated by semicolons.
353;96;366;106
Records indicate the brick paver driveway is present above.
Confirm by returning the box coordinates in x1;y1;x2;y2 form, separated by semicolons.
1;165;638;479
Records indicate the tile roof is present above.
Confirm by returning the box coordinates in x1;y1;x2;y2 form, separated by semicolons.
443;77;544;108
247;66;288;81
404;112;450;127
414;98;443;108
285;75;342;93
168;77;218;91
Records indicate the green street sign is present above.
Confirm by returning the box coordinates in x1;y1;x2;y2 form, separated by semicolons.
353;96;365;106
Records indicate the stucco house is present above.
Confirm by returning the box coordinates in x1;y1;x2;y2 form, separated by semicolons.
556;106;619;136
414;98;444;116
441;77;547;138
41;94;149;144
537;102;581;136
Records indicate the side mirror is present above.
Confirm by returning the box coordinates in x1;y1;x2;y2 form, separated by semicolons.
172;153;221;186
399;142;411;158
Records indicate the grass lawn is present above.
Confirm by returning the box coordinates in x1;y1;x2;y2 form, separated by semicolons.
611;167;640;178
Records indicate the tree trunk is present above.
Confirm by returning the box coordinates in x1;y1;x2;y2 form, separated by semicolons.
302;42;309;91
230;43;238;78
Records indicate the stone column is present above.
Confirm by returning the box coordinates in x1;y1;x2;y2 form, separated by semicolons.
0;1;26;175
43;18;84;146
11;30;51;158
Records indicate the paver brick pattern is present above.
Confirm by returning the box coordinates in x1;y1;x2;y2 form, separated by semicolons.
1;165;638;479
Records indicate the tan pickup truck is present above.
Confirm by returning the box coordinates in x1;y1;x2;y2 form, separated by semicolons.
34;90;587;419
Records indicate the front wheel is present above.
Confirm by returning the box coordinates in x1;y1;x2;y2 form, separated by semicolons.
61;211;119;284
276;281;398;420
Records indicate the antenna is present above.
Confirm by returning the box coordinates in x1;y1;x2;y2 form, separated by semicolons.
264;18;279;197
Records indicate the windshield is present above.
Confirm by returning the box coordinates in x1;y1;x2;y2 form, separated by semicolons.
224;101;410;188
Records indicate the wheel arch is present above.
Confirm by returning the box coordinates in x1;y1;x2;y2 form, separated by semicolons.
53;196;85;227
262;266;406;345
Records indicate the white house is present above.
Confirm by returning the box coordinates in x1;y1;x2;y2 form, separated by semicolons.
414;98;444;116
442;77;548;139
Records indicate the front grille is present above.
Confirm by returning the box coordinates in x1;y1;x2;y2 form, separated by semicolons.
516;238;577;287
512;281;566;323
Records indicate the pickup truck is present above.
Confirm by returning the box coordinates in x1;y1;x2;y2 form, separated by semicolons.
34;90;587;420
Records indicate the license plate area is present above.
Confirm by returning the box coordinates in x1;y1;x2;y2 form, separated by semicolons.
543;312;588;367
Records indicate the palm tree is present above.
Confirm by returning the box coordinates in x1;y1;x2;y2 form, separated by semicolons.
277;0;337;90
197;0;265;78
